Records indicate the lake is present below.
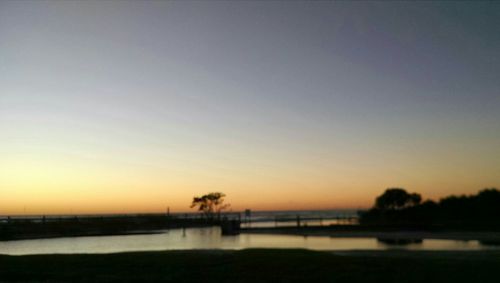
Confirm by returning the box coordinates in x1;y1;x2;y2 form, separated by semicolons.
1;227;497;255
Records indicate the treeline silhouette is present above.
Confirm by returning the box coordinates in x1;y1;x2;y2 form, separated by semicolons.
360;188;500;230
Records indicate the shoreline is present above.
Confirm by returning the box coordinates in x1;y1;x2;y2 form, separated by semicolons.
241;227;500;242
0;230;164;242
3;225;500;242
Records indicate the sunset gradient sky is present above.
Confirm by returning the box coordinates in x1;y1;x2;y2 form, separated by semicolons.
1;1;499;214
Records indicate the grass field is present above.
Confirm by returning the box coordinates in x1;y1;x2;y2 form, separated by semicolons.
1;249;500;282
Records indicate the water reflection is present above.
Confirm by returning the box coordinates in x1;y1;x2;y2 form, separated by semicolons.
0;227;497;255
241;219;348;228
377;238;423;246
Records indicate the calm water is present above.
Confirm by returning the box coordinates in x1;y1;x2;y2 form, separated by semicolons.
241;219;351;228
0;227;496;255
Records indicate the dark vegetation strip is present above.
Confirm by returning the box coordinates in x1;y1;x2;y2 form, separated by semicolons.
1;249;500;283
359;188;500;227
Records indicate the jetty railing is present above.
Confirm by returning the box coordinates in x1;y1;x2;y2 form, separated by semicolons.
0;212;245;240
240;215;359;228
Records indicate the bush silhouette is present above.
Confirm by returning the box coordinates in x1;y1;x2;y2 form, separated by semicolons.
375;188;421;210
360;188;500;229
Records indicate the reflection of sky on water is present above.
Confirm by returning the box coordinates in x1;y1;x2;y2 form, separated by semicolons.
241;219;354;228
0;227;497;255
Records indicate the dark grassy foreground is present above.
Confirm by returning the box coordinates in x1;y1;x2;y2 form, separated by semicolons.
1;249;499;283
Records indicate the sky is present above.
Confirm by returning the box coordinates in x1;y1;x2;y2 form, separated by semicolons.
1;1;499;215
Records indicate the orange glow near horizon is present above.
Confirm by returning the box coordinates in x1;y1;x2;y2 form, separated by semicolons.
1;150;497;215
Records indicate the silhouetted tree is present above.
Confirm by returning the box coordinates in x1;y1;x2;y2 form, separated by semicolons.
375;188;422;210
361;188;500;228
190;192;230;220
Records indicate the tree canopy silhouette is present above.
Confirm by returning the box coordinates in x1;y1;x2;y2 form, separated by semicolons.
360;188;500;228
190;192;230;219
375;188;421;210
